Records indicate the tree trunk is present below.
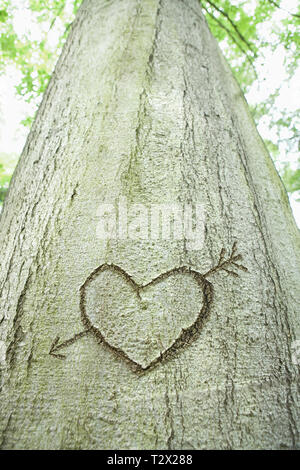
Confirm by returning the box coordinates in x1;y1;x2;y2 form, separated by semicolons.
0;0;299;450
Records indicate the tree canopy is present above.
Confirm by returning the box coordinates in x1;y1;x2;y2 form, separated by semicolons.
0;0;299;204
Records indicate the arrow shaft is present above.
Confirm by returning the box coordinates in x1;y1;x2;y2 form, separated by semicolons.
55;328;91;351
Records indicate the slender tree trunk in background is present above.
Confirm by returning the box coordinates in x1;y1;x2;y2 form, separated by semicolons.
0;0;299;450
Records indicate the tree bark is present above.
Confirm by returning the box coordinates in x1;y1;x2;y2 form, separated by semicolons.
0;0;299;450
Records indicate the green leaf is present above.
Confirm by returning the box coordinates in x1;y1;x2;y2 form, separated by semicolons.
0;9;8;22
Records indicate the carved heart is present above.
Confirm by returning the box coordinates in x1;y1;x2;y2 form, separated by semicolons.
80;264;212;371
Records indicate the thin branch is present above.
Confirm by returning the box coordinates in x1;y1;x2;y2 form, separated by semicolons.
268;0;300;19
203;0;257;56
49;2;66;31
202;4;258;79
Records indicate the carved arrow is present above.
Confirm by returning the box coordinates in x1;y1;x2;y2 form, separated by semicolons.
49;242;248;368
49;329;92;359
203;242;248;278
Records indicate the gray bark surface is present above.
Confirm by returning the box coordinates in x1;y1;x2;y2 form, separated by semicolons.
0;0;299;449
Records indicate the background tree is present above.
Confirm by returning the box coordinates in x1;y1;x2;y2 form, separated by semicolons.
0;0;299;449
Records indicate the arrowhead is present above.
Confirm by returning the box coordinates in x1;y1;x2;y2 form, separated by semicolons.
49;336;67;359
49;329;91;360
